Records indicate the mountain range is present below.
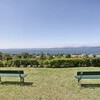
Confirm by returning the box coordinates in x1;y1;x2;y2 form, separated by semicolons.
0;46;100;54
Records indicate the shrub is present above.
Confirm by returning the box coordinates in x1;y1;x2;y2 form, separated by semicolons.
0;61;3;67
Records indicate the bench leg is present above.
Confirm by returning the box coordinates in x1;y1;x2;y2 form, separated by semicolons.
78;78;81;86
20;77;24;85
0;77;2;84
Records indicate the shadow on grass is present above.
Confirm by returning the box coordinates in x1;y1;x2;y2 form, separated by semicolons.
0;81;33;86
81;84;100;88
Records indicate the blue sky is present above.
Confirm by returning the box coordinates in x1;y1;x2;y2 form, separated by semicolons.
0;0;100;48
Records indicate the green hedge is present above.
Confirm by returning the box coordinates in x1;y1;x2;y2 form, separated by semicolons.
12;59;39;67
2;58;100;68
43;58;96;68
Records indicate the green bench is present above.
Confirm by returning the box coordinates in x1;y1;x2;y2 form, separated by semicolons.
75;71;100;86
0;70;27;84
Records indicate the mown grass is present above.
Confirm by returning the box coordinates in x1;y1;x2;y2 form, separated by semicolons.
0;67;100;100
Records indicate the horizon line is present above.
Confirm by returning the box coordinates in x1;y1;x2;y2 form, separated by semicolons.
0;45;100;49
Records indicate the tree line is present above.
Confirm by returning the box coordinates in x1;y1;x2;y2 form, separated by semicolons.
0;52;100;68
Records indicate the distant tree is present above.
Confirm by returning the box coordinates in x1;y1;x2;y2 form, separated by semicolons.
0;52;3;60
20;52;30;58
39;52;46;60
45;53;54;59
3;53;12;61
66;54;71;58
14;54;21;59
56;53;63;58
93;54;96;57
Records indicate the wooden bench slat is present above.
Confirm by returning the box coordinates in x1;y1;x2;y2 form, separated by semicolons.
0;70;24;74
77;71;100;75
75;75;100;79
0;74;27;77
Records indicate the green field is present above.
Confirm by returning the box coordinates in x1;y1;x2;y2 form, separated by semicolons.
0;67;100;100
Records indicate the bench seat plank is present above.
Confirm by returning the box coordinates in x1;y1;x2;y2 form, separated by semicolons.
0;74;27;77
75;75;100;79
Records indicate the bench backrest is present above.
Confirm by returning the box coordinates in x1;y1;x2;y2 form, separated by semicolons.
0;70;24;74
77;71;100;75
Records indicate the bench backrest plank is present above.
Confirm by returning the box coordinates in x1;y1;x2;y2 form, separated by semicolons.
77;71;100;75
0;70;24;74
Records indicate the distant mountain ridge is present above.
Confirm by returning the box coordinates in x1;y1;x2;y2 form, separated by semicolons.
0;46;100;54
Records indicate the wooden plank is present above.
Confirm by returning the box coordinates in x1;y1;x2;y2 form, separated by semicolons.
0;70;24;74
75;75;100;79
0;74;27;77
77;71;100;75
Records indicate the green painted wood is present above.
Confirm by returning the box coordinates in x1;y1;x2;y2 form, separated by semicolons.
76;71;100;79
75;75;100;79
0;70;27;78
0;70;24;74
77;71;100;75
0;74;27;77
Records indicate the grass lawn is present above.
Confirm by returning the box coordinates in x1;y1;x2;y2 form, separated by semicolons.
0;67;100;100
